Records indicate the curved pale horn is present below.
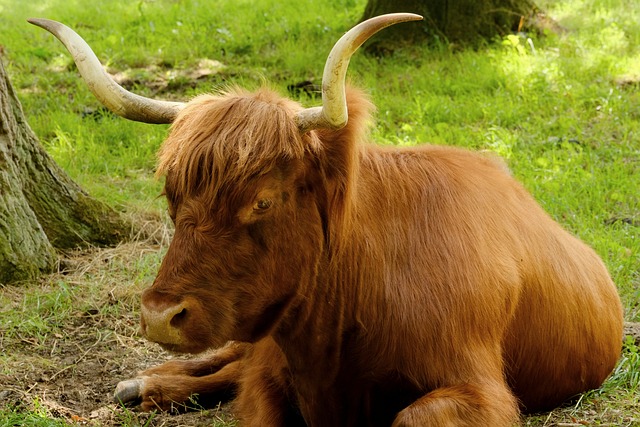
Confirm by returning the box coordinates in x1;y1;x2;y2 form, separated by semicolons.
295;13;423;134
28;18;185;124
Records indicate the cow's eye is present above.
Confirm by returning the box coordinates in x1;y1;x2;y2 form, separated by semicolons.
254;199;272;211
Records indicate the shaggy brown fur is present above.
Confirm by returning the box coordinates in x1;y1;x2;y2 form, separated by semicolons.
134;86;623;426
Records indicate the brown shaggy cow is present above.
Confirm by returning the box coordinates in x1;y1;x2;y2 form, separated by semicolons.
31;15;624;426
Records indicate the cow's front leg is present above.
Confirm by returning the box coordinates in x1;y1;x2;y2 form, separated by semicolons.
114;341;249;411
139;341;248;377
136;360;242;412
392;380;519;427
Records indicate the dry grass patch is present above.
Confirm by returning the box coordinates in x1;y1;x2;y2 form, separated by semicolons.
0;218;233;426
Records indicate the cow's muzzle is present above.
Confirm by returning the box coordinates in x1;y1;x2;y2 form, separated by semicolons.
140;289;191;348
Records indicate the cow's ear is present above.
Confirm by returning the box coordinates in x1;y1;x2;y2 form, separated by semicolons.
311;86;374;254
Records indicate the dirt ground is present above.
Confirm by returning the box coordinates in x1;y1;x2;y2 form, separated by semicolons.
0;307;233;426
1;237;639;426
1;228;238;426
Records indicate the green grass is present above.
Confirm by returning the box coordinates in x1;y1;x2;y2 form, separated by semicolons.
0;0;638;425
0;405;70;427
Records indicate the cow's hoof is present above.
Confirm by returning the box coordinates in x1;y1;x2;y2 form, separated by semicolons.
114;377;146;404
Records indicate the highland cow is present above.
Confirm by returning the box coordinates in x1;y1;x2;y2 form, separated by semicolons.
30;14;623;426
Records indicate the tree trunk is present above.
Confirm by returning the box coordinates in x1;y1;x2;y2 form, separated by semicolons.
0;57;130;284
361;0;537;48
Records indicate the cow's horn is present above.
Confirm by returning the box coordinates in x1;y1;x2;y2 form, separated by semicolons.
28;18;185;124
295;13;423;134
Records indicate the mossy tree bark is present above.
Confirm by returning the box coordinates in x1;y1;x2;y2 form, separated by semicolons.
361;0;538;47
0;57;129;284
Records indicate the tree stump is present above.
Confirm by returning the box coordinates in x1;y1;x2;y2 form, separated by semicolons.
0;57;129;284
361;0;538;48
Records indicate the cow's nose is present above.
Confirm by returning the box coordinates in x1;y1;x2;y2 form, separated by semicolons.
140;294;189;346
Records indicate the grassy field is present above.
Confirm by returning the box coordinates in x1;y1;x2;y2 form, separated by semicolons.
0;0;638;425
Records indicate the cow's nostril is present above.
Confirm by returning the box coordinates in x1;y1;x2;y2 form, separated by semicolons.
170;307;188;328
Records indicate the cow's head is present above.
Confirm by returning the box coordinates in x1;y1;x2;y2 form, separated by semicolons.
29;14;421;353
141;88;329;352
